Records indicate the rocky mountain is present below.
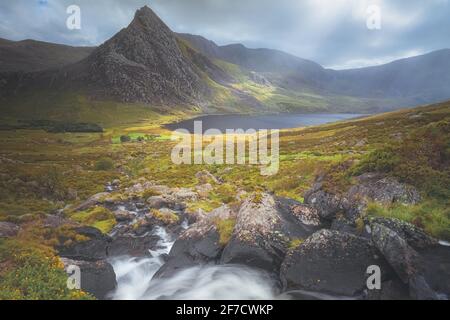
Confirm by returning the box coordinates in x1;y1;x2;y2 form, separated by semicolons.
1;6;450;114
178;33;450;108
0;38;94;73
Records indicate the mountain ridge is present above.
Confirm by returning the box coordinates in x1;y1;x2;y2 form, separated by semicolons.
1;5;450;115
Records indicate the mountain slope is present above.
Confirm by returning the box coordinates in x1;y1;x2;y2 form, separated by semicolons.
178;33;450;108
0;38;94;73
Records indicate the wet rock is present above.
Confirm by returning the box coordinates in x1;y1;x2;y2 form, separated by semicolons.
61;258;117;300
108;234;160;257
58;226;111;261
280;229;389;297
365;279;410;300
220;194;320;274
0;222;20;238
371;223;438;300
154;205;236;278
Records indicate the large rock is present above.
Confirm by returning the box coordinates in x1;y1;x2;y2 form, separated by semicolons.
61;258;117;300
370;222;438;299
369;217;438;249
304;173;422;221
304;182;343;220
220;194;321;274
280;229;389;297
347;173;421;206
0;222;20;238
154;205;236;278
108;234;160;257
57;226;111;261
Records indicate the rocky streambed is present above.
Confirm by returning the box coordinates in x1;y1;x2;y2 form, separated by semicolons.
51;172;449;300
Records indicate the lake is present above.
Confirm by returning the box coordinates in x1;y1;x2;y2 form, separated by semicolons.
164;113;366;133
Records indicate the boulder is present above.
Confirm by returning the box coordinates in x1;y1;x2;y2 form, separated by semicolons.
108;234;160;257
57;226;111;261
0;222;20;238
369;217;438;249
304;183;343;221
220;194;321;274
347;173;421;206
370;222;438;300
154;205;236;278
280;229;389;297
61;258;117;300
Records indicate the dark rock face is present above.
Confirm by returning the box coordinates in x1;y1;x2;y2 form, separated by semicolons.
419;245;450;298
108;234;160;257
304;173;421;222
220;195;321;274
154;205;235;279
304;184;343;221
370;217;437;249
61;258;117;300
57;226;111;261
280;230;389;297
0;221;20;238
347;173;421;206
370;222;438;300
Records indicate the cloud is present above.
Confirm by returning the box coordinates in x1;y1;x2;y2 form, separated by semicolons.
0;0;449;68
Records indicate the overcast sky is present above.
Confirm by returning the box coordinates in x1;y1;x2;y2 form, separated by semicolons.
0;0;449;69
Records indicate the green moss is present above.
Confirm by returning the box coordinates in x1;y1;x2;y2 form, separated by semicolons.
289;238;304;249
366;201;450;241
215;218;236;246
70;206;116;234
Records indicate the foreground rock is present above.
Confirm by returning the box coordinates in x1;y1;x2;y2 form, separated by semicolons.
61;258;117;300
154;205;236;278
220;194;322;274
304;173;421;222
57;226;111;261
370;222;438;299
280;229;389;297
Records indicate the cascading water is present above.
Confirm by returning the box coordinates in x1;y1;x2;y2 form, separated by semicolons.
110;226;278;300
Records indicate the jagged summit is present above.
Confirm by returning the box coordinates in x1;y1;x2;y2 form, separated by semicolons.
81;6;210;105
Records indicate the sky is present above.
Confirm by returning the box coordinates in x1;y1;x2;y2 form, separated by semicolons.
0;0;449;69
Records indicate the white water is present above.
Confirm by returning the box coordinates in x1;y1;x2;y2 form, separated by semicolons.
110;226;277;300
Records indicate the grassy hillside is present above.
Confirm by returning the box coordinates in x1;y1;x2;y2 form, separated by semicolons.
0;99;448;298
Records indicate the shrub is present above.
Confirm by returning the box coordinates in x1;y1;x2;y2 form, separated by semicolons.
120;135;131;143
94;158;114;171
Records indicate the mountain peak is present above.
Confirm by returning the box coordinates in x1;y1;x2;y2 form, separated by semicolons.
130;6;166;31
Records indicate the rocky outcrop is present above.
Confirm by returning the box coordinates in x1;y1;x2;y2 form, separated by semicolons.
57;226;111;261
370;222;438;299
280;230;389;297
220;194;322;274
304;173;421;222
0;221;20;238
154;205;236;278
61;258;117;300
